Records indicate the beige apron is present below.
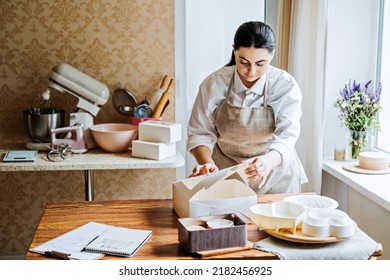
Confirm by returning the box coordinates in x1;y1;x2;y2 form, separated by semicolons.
213;74;304;194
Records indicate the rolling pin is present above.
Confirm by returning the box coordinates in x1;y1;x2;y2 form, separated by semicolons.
152;78;174;118
149;75;168;111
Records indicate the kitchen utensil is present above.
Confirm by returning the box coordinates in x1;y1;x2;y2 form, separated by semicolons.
134;97;153;118
90;123;138;153
39;63;110;150
48;63;109;117
283;195;338;212
134;104;152;118
3;150;38;163
31;88;52;113
302;208;356;238
23;108;65;142
206;219;234;229
50;126;87;153
152;78;174;118
47;143;74;162
262;226;353;244
185;225;207;231
112;85;138;116
249;201;306;234
149;75;168;111
195;242;253;258
69;111;96;149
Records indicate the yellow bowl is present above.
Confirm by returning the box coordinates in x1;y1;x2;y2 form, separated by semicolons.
90;123;138;153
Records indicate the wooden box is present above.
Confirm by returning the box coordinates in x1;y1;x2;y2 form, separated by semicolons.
178;213;247;253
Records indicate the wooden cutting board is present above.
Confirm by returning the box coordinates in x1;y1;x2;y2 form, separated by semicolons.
195;241;253;258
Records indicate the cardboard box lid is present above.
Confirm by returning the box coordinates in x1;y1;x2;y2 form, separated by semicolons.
178;163;249;195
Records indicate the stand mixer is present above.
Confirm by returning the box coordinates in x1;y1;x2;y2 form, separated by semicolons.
25;63;109;152
45;63;110;150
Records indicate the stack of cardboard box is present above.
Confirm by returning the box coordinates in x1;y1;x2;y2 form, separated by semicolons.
132;121;181;160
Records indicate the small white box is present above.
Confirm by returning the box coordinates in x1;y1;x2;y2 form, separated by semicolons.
138;121;181;144
132;140;176;160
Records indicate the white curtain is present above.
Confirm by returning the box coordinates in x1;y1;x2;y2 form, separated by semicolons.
288;0;329;194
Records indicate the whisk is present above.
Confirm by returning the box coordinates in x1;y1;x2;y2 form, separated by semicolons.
31;88;52;114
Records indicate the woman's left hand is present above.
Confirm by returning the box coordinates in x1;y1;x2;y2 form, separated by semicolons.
243;151;282;189
244;156;271;189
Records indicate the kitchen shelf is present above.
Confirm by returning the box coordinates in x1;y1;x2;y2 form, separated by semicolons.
0;147;185;201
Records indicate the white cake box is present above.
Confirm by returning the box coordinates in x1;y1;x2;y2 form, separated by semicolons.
132;140;176;160
138;121;181;144
172;163;257;221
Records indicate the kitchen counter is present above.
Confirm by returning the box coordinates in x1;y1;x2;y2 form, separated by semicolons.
0;147;185;201
0;148;184;172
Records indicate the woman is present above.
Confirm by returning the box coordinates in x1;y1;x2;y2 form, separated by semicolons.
187;21;307;194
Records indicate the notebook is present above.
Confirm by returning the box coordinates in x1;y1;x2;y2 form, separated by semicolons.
84;224;152;257
29;222;152;259
29;222;110;260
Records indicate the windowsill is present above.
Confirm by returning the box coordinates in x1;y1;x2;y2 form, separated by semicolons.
322;157;390;212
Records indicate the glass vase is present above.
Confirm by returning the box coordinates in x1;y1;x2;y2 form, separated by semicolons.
349;130;367;160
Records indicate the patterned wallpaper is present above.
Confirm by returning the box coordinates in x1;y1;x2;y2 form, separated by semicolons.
0;0;175;257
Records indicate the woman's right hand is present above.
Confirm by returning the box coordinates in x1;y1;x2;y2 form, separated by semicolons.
189;163;219;178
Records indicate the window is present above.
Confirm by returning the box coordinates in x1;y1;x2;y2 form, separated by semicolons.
175;0;265;177
377;0;390;153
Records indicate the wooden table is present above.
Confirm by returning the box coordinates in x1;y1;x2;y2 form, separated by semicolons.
25;193;383;260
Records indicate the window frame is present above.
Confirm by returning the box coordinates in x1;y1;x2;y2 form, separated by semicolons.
376;0;390;154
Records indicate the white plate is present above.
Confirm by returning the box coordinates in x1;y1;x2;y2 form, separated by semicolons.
283;195;338;210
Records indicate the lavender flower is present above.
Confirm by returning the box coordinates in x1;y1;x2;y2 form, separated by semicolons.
334;79;382;132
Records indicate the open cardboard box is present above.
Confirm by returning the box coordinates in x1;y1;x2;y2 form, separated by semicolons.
178;213;248;253
172;163;257;221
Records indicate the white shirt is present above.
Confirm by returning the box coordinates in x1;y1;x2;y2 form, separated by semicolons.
187;65;303;167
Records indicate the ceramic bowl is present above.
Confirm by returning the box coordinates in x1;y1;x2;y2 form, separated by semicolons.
90;123;138;153
249;202;306;234
358;151;390;170
302;217;330;237
206;218;234;229
302;209;332;237
284;195;339;211
302;208;355;238
185;225;207;231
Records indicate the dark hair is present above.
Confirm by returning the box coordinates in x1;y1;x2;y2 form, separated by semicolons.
226;21;276;66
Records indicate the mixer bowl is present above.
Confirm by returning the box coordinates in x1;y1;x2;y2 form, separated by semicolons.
23;108;65;142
